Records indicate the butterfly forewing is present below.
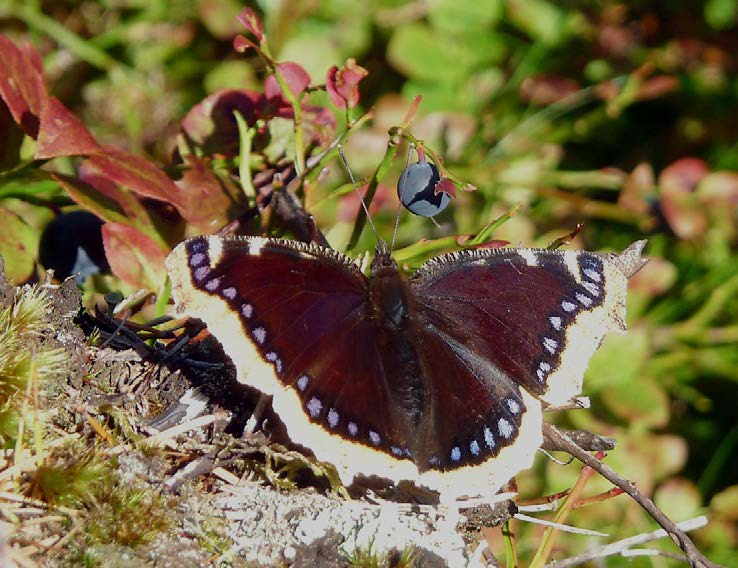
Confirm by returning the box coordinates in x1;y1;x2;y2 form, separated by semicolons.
166;236;423;487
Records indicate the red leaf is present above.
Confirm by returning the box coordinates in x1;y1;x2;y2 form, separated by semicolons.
180;89;264;157
658;159;710;239
620;162;656;215
659;158;709;192
264;62;311;101
698;172;738;204
660;183;707;240
434;177;456;198
636;75;679;101
233;34;258;53
628;257;677;297
35;97;101;158
53;172;128;226
176;155;235;232
87;146;185;210
102;222;168;289
326;59;368;110
236;8;264;42
77;163;160;234
521;75;580;106
0;34;47;137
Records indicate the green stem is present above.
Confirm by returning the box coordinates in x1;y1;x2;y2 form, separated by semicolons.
345;141;398;251
680;272;738;329
503;520;517;568
271;68;306;176
467;205;520;246
392;236;460;263
529;456;598;568
233;111;256;204
539;170;624;190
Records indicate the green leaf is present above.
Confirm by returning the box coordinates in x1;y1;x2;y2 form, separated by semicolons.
387;24;468;83
602;378;670;429
585;328;650;392
428;0;503;33
263;118;295;165
654;478;702;520
204;60;259;93
711;485;738;521
0;206;37;282
279;35;343;82
198;0;244;39
705;0;738;29
506;0;570;45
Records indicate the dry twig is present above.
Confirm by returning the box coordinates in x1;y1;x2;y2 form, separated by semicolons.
545;515;708;567
543;423;717;568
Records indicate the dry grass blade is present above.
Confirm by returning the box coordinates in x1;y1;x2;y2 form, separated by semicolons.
544;516;708;567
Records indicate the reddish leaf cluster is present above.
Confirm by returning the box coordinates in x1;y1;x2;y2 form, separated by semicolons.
326;59;368;111
619;157;738;240
0;34;227;288
0;16;363;288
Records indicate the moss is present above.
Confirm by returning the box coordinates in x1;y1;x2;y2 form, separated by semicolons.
84;483;174;547
345;541;417;568
33;446;110;507
0;286;66;447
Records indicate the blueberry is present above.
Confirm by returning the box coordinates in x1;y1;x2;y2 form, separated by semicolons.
397;161;450;217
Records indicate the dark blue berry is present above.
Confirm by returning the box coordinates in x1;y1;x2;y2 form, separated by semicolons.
397;161;450;217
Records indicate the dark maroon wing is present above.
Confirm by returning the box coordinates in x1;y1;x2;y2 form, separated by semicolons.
408;247;628;469
165;236;420;486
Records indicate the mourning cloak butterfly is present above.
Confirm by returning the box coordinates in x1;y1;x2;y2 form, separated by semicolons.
165;237;646;500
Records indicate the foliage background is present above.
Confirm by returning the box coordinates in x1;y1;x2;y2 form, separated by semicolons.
1;0;737;565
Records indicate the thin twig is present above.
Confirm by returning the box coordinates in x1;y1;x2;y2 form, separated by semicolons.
544;515;708;567
543;423;717;568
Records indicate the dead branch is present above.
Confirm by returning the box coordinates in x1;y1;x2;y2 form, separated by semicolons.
542;428;616;452
543;423;717;568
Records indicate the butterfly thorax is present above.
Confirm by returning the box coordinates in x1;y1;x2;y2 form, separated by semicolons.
368;265;409;330
368;241;407;331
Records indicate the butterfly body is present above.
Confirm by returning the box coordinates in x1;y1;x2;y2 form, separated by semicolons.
166;236;645;500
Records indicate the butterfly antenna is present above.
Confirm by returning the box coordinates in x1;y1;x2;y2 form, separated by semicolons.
389;143;416;252
338;145;380;243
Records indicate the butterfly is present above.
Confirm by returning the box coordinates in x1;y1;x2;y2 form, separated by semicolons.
165;236;645;501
